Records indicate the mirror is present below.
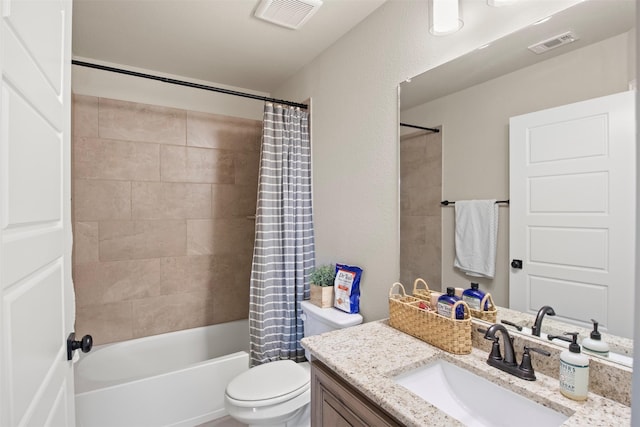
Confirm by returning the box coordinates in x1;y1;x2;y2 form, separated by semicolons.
399;0;635;367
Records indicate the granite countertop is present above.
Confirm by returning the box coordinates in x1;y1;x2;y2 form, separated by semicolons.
301;320;631;427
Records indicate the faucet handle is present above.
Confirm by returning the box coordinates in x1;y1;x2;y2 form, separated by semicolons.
518;346;551;380
547;334;572;343
527;346;551;357
501;319;523;331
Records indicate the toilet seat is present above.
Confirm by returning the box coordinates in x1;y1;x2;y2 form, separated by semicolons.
225;360;310;408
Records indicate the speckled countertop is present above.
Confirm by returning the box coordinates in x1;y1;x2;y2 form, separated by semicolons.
301;320;631;427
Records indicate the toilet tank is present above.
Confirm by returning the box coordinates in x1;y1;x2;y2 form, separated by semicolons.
300;300;363;338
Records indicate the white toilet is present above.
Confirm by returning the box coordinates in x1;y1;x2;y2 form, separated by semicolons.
224;300;363;427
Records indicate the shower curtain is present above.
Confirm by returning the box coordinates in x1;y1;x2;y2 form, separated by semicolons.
249;103;315;366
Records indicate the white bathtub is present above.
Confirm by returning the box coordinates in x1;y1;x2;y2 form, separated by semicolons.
74;320;250;427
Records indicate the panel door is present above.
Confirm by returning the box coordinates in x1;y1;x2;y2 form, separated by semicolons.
0;1;75;425
509;90;635;338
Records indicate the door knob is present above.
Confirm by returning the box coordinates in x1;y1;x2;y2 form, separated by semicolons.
67;332;93;361
511;259;523;269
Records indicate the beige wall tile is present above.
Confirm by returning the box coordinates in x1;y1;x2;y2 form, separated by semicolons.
400;131;442;289
74;137;160;181
211;184;257;218
73;222;99;265
187;219;250;255
132;182;211;219
99;98;186;145
99;220;187;261
73;96;256;342
187;254;235;293
210;185;235;218
187;111;261;151
73;259;162;306
161;145;234;184
212;278;250;324
73;94;99;138
74;179;131;221
131;291;215;338
160;256;190;294
75;301;133;345
233;150;260;186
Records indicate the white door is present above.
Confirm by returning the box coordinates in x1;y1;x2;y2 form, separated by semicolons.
0;1;75;426
509;91;636;339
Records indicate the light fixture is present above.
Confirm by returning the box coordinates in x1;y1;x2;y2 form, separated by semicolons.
429;0;463;36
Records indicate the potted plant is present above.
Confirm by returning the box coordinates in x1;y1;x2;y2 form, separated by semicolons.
309;264;336;308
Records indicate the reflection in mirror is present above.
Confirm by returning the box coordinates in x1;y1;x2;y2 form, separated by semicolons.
399;0;635;366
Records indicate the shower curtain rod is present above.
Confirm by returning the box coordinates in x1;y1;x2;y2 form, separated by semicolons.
71;60;309;109
400;122;440;133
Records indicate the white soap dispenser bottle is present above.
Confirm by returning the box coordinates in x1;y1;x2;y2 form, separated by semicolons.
559;332;589;401
581;319;610;357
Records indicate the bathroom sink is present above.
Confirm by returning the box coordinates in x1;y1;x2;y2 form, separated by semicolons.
394;359;570;427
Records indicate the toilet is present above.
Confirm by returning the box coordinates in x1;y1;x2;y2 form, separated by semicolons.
224;300;363;427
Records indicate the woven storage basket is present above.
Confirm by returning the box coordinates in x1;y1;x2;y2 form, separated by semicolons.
388;282;472;355
468;293;498;323
412;278;432;302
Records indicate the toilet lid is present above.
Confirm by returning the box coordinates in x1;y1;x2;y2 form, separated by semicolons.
226;360;309;402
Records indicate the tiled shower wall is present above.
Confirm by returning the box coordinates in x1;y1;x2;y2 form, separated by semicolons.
72;95;260;345
400;130;442;288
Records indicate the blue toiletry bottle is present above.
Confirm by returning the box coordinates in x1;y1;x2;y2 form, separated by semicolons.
437;287;465;319
462;282;488;311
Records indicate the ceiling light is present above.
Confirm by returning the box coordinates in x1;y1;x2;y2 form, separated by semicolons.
429;0;463;36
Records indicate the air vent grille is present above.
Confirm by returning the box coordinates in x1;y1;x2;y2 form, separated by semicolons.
254;0;323;30
528;31;579;54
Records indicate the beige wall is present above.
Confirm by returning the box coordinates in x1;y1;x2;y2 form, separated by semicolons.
274;0;582;322
72;95;260;344
399;131;441;288
400;31;635;306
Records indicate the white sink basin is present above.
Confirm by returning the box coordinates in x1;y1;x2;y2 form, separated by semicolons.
394;359;570;427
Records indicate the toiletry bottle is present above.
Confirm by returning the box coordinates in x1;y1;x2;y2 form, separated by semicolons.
559;332;589;401
462;282;488;311
437;287;465;319
581;319;610;357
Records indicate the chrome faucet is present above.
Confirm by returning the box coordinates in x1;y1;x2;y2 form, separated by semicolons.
531;305;556;337
482;324;550;381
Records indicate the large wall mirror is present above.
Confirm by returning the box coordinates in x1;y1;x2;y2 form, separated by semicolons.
399;0;636;366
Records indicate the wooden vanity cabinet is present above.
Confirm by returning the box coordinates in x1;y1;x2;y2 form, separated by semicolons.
311;360;402;427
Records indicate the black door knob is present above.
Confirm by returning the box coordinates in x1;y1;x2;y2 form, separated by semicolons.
511;259;523;269
67;332;93;361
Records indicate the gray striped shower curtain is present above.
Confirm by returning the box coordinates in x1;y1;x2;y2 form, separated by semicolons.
249;103;315;366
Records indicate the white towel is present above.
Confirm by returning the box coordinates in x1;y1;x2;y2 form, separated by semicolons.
453;199;499;278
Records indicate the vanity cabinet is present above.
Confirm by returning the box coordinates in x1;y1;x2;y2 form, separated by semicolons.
311;360;401;427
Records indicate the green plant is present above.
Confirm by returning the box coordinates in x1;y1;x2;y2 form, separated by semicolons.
310;264;335;287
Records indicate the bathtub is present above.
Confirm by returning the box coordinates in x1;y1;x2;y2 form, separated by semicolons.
74;320;250;427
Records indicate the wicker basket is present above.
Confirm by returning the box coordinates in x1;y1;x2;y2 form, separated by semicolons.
388;282;472;355
468;293;498;323
412;278;432;302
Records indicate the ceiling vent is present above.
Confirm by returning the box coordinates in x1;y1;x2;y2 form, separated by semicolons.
528;31;579;54
254;0;323;30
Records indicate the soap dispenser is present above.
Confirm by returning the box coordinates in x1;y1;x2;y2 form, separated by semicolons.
581;319;610;357
559;332;589;401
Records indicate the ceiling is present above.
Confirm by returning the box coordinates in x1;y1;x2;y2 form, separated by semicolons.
401;0;636;110
72;0;387;93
